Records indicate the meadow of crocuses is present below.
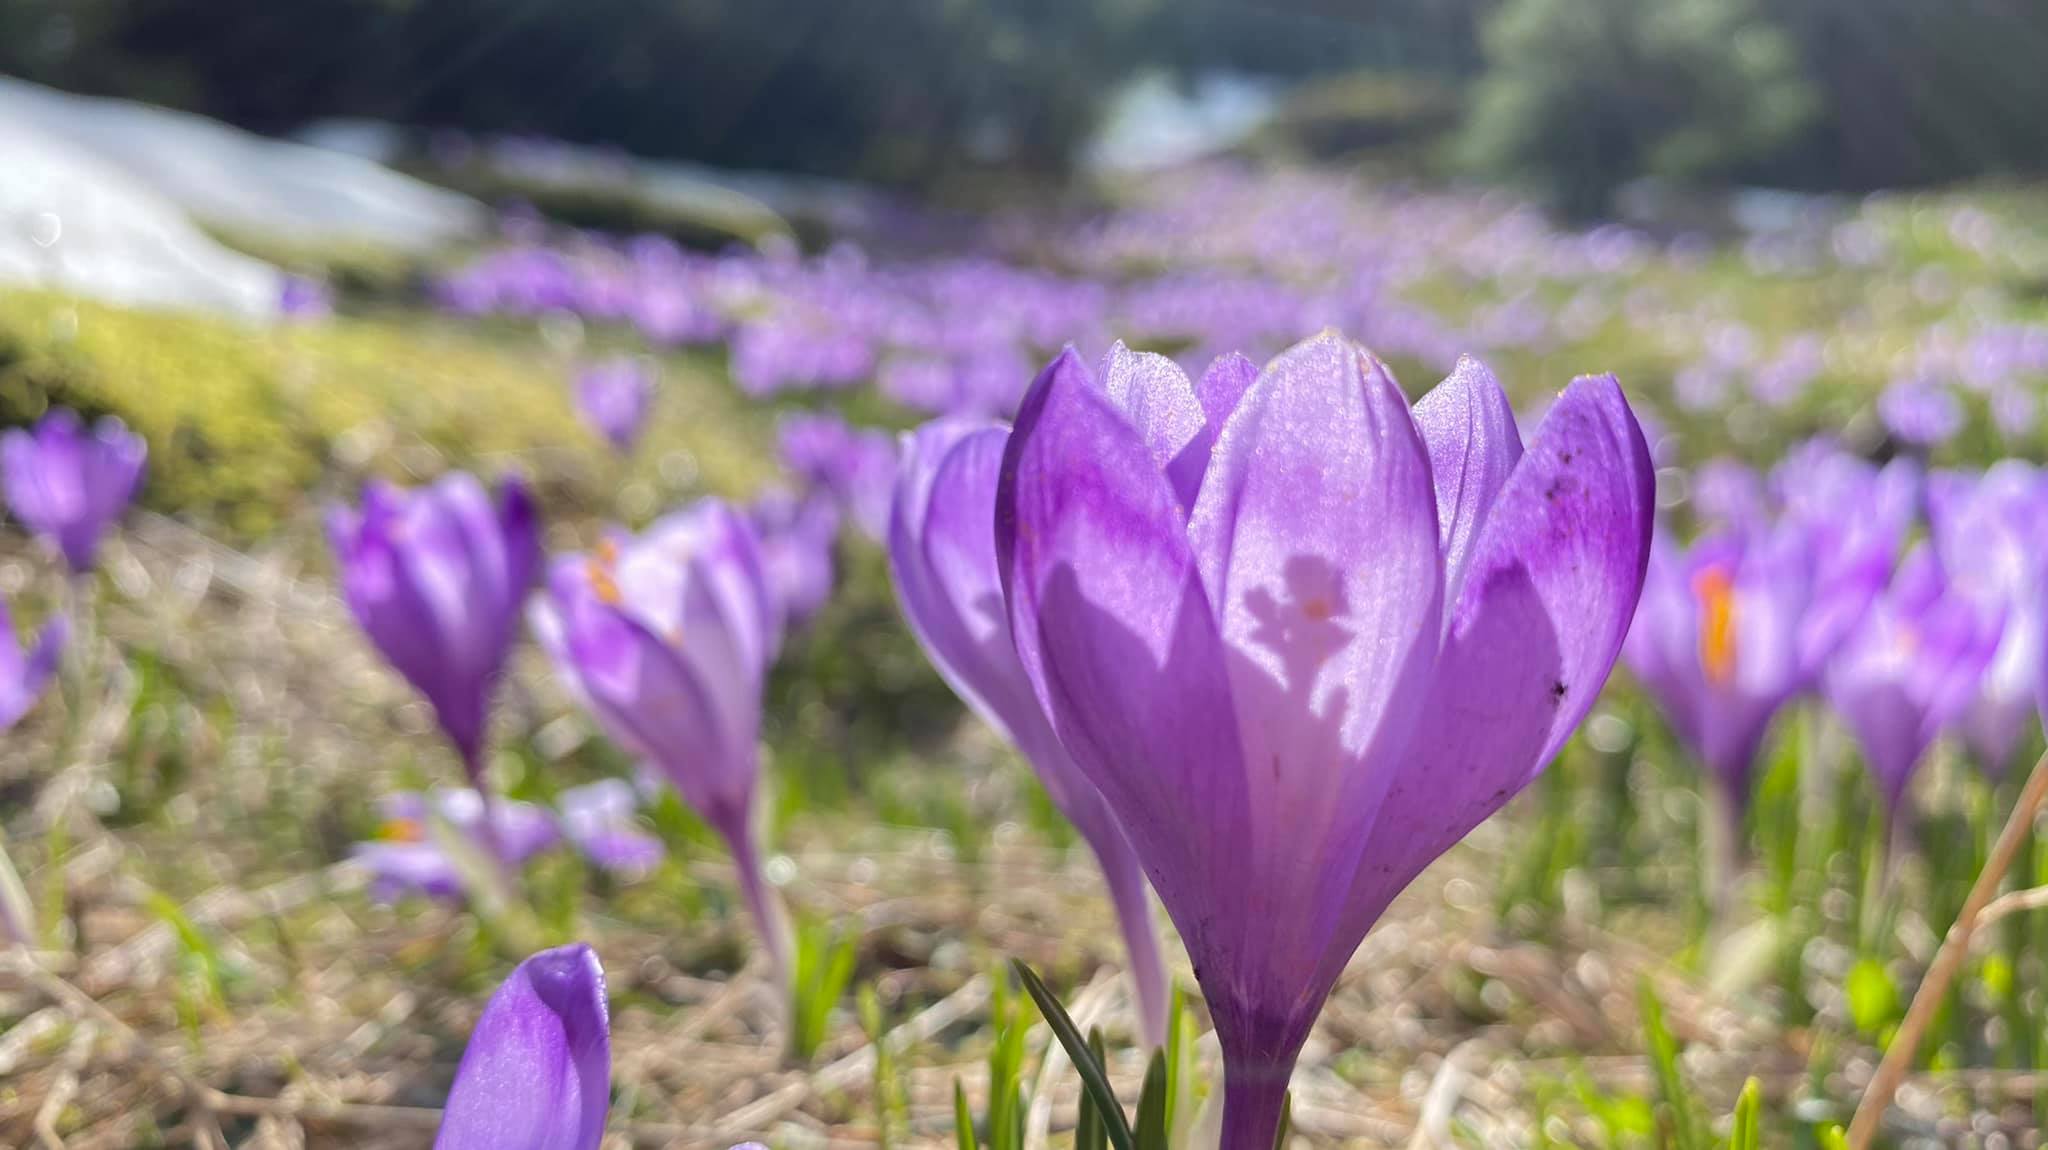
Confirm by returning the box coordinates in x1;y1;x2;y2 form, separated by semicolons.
5;161;2048;1148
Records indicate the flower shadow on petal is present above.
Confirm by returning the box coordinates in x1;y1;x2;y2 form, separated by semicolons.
1031;553;1363;1072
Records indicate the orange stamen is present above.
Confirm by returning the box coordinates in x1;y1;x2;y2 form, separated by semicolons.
1693;566;1739;685
379;817;424;843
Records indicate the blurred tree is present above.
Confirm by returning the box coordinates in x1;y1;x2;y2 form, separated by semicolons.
2;0;1444;186
1456;0;1820;215
1771;0;2048;190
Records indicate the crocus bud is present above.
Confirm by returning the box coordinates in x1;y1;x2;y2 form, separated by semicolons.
435;944;610;1150
328;473;540;780
2;408;146;575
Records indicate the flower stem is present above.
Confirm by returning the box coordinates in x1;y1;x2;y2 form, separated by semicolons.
1220;1056;1293;1150
722;810;792;991
461;747;517;891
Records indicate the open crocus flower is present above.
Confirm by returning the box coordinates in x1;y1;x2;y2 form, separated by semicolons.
435;944;610;1150
1624;515;1885;817
354;789;561;902
328;474;540;789
573;358;657;453
531;501;792;982
1;408;148;575
997;335;1654;1145
891;412;1179;1046
1824;547;2001;825
1928;463;2047;771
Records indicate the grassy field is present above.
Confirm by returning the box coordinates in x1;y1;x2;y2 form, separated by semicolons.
4;166;2048;1147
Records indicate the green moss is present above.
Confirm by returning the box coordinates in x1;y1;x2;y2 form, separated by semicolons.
0;291;775;537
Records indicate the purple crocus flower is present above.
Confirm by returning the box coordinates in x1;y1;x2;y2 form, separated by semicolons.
1;409;148;574
1772;442;1919;595
1824;548;2000;821
279;274;334;321
572;359;656;453
890;404;1176;1046
557;779;666;877
435;944;610;1150
1928;463;2047;771
0;596;66;732
353;789;561;902
1626;528;1806;811
1624;516;1880;820
328;474;541;788
530;501;792;982
748;488;840;632
996;335;1654;1145
776;413;897;541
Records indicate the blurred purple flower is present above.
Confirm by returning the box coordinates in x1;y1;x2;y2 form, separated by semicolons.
1879;379;1964;446
890;400;1178;1045
557;779;665;878
776;413;896;541
572;359;656;453
353;789;560;902
1928;464;2048;770
328;474;541;784
1824;548;2000;820
530;501;791;981
434;943;609;1150
1773;442;1920;594
996;337;1653;1144
0;596;66;733
1625;518;1877;815
1689;458;1769;529
279;275;333;321
2;409;148;574
748;488;840;631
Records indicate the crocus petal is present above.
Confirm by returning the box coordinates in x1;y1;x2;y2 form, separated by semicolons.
997;348;1248;962
1411;356;1524;604
1333;372;1653;961
1098;342;1207;511
1186;332;1443;932
1194;352;1259;432
1;409;145;574
891;421;1017;738
435;944;610;1150
547;561;748;820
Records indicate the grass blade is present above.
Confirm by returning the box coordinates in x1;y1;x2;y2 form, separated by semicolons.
1134;1050;1169;1150
1012;958;1133;1150
954;1080;977;1150
1728;1077;1761;1150
1639;978;1707;1150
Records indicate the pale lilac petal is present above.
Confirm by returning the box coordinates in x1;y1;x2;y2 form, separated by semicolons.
1186;332;1443;937
1098;342;1208;512
997;348;1248;974
1334;372;1653;959
435;944;610;1150
1412;356;1525;604
890;421;1036;749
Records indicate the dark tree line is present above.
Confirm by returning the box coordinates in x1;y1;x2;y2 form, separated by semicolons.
4;0;2046;201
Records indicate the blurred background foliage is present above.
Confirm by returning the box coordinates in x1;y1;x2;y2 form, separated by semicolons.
4;0;2048;211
